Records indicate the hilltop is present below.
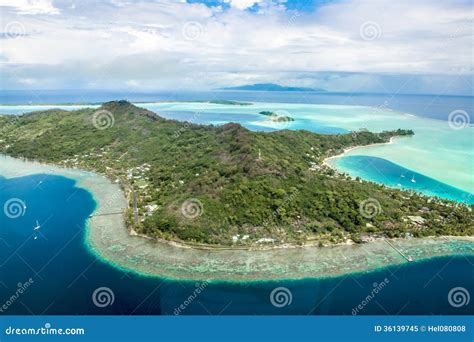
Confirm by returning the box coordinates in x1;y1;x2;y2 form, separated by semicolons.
0;101;471;247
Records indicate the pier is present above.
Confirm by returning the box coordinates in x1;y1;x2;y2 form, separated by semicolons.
89;211;123;218
384;239;413;262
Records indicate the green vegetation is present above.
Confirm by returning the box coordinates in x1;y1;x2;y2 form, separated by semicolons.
0;101;471;247
259;111;295;122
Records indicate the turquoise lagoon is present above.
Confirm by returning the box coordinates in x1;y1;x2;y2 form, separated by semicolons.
332;156;473;204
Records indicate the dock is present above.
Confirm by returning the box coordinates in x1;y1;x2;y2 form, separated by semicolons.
384;239;413;262
89;211;123;218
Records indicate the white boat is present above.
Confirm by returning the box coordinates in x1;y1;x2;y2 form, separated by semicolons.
33;220;41;231
411;175;416;183
400;174;405;178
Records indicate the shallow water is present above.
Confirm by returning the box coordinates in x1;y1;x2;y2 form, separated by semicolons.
331;156;474;204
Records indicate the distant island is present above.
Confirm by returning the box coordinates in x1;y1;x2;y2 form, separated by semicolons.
219;83;327;92
259;111;295;122
0;101;471;249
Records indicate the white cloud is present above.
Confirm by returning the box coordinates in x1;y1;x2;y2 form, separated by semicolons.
0;0;472;93
0;0;59;15
229;0;260;10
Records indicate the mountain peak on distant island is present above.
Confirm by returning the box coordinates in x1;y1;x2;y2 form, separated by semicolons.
219;83;327;92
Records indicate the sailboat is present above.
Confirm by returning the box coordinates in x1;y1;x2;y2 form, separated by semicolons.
33;220;41;240
33;220;41;231
411;175;416;183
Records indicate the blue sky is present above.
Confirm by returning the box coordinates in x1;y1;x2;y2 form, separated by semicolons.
186;0;333;12
0;0;472;95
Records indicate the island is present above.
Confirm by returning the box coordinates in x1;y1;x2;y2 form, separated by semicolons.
219;83;327;92
258;111;295;122
0;100;471;251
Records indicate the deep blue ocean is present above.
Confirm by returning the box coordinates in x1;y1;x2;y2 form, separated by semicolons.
0;174;472;315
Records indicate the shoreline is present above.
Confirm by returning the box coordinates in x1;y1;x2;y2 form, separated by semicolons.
321;136;474;201
1;154;473;281
322;136;396;168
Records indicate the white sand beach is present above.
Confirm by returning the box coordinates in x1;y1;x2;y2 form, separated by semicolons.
323;137;397;168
